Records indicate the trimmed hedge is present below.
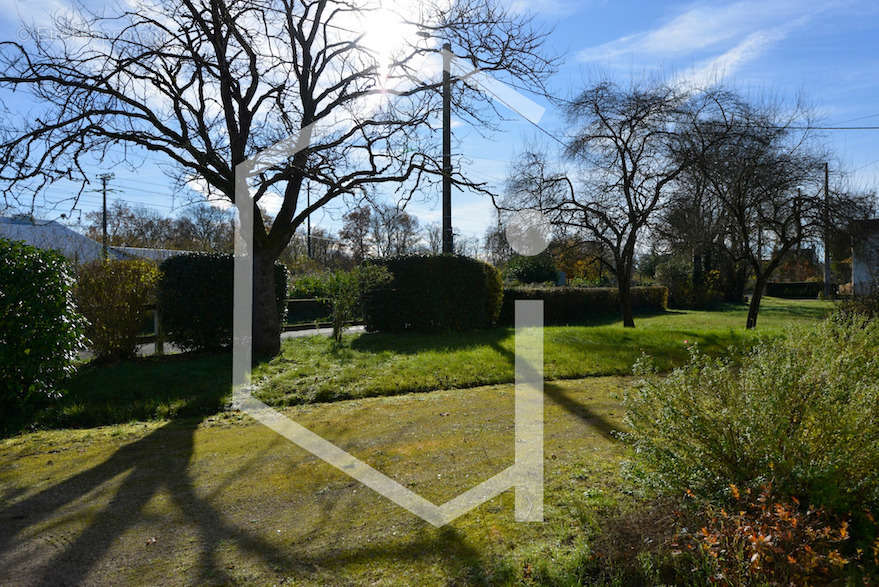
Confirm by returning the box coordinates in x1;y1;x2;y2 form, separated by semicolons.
765;281;831;299
499;286;668;325
363;255;503;332
0;238;85;417
158;253;287;351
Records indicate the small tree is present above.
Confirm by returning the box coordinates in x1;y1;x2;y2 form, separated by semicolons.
370;204;422;257
324;265;391;342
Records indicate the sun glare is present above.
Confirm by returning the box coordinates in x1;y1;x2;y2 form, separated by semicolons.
355;4;424;81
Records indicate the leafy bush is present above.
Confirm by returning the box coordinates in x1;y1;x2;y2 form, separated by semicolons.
285;298;332;324
75;259;160;360
324;265;392;341
363;255;503;332
684;484;858;585
499;286;667;325
655;258;723;309
624;315;879;514
504;253;558;284
158;253;287;351
835;291;879;318
0;238;85;418
288;272;333;299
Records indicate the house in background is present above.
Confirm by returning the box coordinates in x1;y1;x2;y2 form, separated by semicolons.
851;219;879;296
0;216;191;264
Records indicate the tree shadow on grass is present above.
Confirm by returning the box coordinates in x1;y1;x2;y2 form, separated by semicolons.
486;336;624;443
542;382;623;442
0;416;498;585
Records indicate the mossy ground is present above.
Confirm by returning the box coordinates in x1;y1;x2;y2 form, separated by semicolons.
1;378;628;585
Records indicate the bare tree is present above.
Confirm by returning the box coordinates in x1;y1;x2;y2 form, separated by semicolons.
453;231;479;257
483;223;512;266
85;201;173;248
339;205;372;262
425;222;443;255
505;82;692;327
682;94;872;327
0;0;555;354
370;203;421;257
177;204;234;252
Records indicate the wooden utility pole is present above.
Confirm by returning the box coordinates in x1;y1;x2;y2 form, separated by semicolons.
97;173;114;260
823;162;832;298
442;42;453;254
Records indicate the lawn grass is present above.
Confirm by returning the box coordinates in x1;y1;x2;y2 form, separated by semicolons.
0;377;630;585
5;353;231;435
0;298;838;584
253;297;833;405
8;297;832;435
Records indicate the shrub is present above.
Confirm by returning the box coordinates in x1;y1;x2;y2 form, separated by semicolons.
289;272;333;299
0;238;85;418
363;255;503;332
835;291;879;318
504;253;557;284
684;484;857;585
324;265;392;341
623;315;879;514
499;286;667;325
75;260;160;360
158;253;287;351
655;259;723;309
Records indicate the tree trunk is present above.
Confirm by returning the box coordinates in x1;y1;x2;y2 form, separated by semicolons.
618;272;635;328
746;276;766;329
692;251;703;286
253;250;281;358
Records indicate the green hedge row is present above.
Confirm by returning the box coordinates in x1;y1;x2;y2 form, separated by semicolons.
499;286;668;325
363;255;503;332
765;281;831;299
158;253;287;351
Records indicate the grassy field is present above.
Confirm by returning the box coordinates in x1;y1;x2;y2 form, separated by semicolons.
0;378;629;585
8;297;832;434
255;298;832;405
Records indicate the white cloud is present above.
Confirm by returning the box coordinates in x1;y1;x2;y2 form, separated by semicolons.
577;0;823;64
673;16;806;89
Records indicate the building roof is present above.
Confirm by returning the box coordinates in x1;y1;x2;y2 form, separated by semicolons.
0;216;195;264
0;216;122;263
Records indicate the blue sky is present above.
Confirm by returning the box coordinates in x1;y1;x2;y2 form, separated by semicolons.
2;0;879;241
